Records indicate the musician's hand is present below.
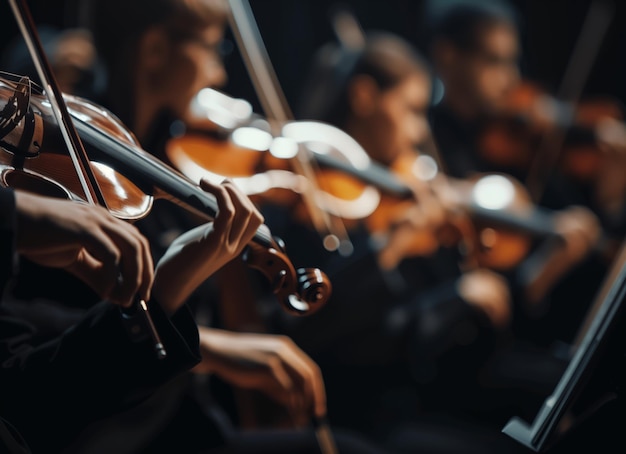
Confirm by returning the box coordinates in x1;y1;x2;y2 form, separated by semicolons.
376;208;439;270
406;177;449;232
14;190;153;308
595;135;626;219
523;206;600;306
194;327;326;427
377;184;450;269
152;179;263;313
457;268;512;329
554;205;600;264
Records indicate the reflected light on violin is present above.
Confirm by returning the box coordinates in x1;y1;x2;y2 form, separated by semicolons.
281;121;372;169
287;294;311;313
192;87;253;129
280;121;382;220
92;161;152;218
231;126;273;151
411;155;439;182
269;136;299;159
323;234;343;254
305;141;333;156
472;174;516;210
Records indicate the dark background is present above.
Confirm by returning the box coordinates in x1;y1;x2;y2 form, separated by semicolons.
1;0;625;118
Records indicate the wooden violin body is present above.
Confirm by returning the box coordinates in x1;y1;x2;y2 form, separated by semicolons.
165;104;384;226
0;76;153;220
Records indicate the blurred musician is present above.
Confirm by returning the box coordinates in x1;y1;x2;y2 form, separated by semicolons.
428;4;626;451
261;30;535;451
428;0;617;347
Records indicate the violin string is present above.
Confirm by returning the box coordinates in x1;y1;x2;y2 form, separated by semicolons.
0;71;45;95
7;0;104;208
0;76;30;141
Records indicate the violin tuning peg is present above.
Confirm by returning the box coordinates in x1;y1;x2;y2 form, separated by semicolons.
296;267;332;309
272;235;287;253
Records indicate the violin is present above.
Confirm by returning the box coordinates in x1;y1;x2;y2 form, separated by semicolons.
479;80;626;183
164;91;577;272
0;74;331;316
165;89;304;208
365;151;568;271
166;98;384;219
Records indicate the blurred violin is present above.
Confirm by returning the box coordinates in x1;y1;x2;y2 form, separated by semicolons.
372;151;570;271
165;89;302;207
165;97;385;221
481;0;622;204
164;89;584;272
479;79;626;183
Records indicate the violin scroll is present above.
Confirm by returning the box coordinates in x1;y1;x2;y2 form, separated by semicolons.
243;239;331;315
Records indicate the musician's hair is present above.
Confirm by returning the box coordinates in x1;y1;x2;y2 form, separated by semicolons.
430;1;518;53
82;0;228;127
298;31;430;127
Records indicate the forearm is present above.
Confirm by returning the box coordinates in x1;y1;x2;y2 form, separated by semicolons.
152;223;227;315
0;188;17;291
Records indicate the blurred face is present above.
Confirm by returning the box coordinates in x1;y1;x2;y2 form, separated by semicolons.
152;23;227;120
360;72;432;166
446;22;520;115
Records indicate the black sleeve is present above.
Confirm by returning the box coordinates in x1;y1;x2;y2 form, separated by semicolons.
394;278;482;359
270;241;481;367
0;187;17;292
0;299;200;452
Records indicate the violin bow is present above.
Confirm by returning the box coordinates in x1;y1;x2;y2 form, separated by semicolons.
225;3;341;447
7;0;167;360
330;4;366;50
525;0;615;202
8;0;104;207
226;0;354;257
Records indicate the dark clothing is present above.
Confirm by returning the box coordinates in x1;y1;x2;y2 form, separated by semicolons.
0;187;17;293
261;207;485;362
0;417;29;454
0;187;201;453
429;102;611;345
260;205;508;438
